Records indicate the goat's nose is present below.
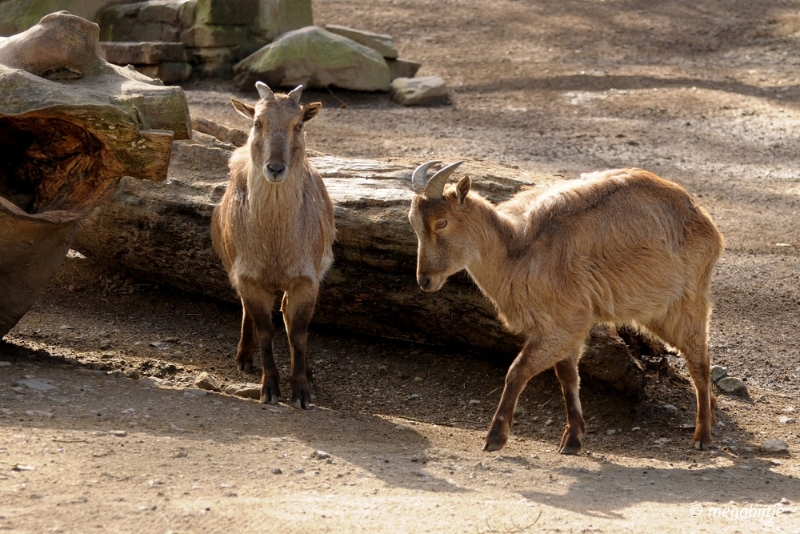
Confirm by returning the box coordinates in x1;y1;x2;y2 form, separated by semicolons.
267;162;286;177
417;275;431;290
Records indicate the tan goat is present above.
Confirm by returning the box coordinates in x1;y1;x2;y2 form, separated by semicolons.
211;82;335;409
408;162;724;453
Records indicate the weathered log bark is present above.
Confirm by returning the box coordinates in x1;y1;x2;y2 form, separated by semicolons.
0;12;190;336
74;127;655;397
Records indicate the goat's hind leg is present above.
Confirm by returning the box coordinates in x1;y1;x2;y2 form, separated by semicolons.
646;307;714;450
554;355;585;455
282;280;319;410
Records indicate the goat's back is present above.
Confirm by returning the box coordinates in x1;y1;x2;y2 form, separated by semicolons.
501;168;724;327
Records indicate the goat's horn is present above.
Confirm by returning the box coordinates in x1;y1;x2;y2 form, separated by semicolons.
255;81;274;101
424;161;464;199
411;160;442;193
287;85;304;104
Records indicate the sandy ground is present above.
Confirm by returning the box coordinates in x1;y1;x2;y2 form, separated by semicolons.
3;0;800;532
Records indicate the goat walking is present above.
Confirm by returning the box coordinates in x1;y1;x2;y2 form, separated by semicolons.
408;162;724;453
212;82;335;409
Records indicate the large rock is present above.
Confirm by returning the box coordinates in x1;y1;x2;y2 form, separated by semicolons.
180;23;248;48
233;26;391;91
0;12;190;337
254;0;313;43
195;0;258;26
72;125;652;398
99;42;188;65
324;24;398;59
96;1;191;42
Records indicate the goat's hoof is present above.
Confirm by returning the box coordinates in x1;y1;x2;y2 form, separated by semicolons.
260;393;279;405
290;397;310;409
558;428;583;454
483;441;505;452
260;380;280;405
558;444;582;455
291;386;311;409
694;440;711;451
483;430;507;452
484;422;509;452
237;361;253;373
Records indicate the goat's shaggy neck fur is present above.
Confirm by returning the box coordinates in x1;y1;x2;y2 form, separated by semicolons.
457;192;549;335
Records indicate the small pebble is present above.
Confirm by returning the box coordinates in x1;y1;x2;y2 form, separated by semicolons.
716;377;749;397
761;439;788;453
710;365;728;384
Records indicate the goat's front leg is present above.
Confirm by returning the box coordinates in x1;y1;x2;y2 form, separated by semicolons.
282;280;318;409
242;293;279;404
554;356;585;455
235;302;256;372
485;338;554;452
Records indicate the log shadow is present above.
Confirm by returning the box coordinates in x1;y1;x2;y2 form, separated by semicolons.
0;340;468;494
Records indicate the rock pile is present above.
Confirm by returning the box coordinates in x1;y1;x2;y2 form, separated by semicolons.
95;0;312;82
93;0;446;103
2;1;448;102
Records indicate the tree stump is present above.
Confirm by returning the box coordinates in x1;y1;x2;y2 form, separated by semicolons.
0;12;190;336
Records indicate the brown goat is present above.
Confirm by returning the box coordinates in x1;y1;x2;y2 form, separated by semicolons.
408;162;724;454
211;82;335;409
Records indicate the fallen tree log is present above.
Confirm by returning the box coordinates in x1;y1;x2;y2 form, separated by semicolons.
74;128;655;398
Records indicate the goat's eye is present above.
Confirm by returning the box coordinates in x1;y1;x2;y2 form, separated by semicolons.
295;123;303;132
435;220;448;230
253;121;262;130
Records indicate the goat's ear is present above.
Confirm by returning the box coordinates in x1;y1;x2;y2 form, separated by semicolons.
231;98;255;119
303;102;322;122
456;176;471;203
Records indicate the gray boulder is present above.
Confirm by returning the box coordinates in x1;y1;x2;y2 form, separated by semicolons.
233;26;391;91
387;58;421;80
390;76;450;106
324;24;397;58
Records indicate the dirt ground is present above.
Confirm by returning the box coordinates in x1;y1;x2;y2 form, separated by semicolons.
3;0;800;531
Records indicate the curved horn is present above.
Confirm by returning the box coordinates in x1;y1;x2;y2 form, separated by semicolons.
411;160;442;193
424;161;464;199
287;84;304;104
255;81;274;101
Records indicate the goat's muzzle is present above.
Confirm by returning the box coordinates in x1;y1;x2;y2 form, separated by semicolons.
264;162;287;182
417;273;445;292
